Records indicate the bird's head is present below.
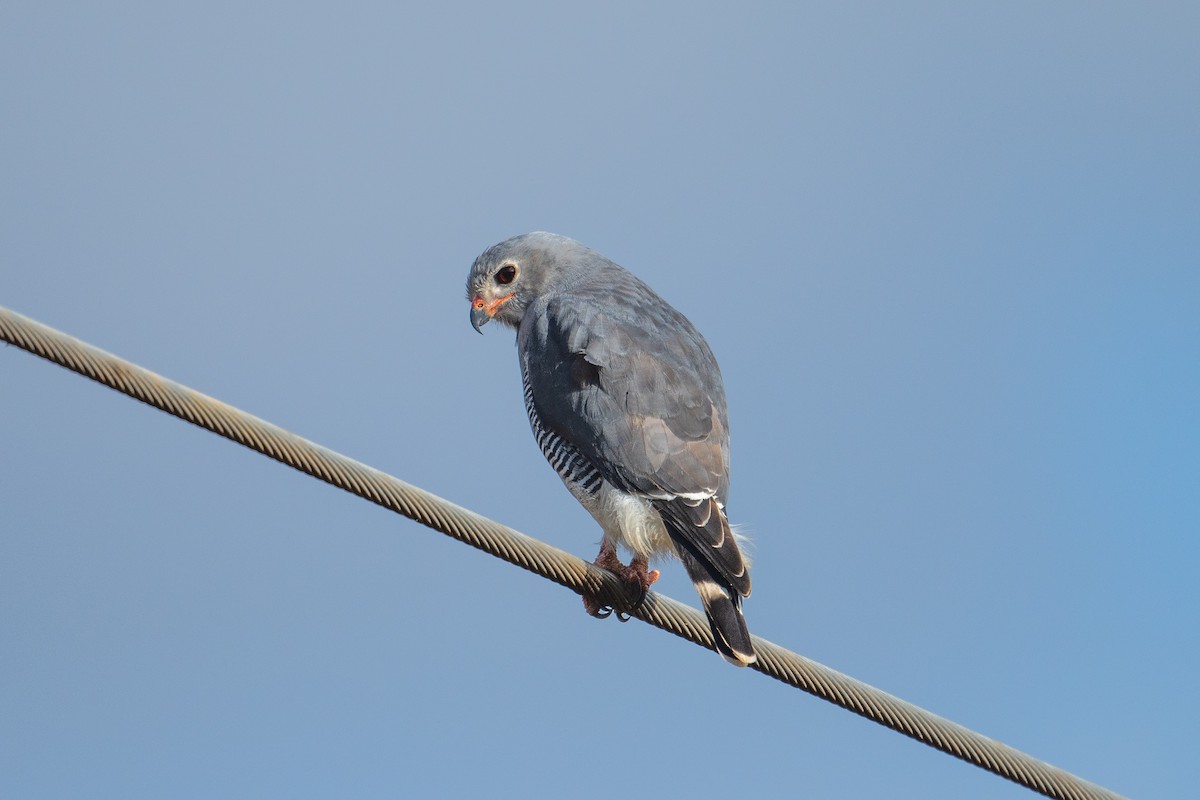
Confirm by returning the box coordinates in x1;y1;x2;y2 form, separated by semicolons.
466;232;591;333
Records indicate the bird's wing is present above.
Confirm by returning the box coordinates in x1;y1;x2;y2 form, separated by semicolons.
520;287;749;595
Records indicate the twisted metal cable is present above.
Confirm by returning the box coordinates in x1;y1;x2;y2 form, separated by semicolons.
1;305;1124;800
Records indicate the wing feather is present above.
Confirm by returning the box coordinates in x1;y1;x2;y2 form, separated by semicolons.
519;278;748;596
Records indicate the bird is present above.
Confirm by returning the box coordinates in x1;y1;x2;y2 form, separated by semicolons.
466;232;755;666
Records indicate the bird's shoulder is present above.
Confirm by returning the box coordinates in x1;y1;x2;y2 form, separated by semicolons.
525;277;717;374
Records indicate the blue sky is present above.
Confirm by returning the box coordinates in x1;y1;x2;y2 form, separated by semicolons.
2;4;1196;798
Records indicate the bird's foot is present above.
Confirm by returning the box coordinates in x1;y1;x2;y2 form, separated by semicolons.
583;543;660;621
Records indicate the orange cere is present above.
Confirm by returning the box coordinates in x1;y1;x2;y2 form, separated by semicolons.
484;293;515;316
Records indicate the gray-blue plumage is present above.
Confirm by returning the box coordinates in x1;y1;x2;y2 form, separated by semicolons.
467;232;754;666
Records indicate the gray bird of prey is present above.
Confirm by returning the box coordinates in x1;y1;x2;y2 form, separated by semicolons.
467;232;755;666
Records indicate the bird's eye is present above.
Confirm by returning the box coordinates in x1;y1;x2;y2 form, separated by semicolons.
495;265;517;285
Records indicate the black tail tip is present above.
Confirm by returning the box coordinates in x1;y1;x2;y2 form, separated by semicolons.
702;595;756;666
716;641;757;667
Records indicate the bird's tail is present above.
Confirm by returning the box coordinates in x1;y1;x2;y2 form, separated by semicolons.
677;546;757;666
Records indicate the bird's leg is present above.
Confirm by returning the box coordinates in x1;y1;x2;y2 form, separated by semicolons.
583;540;661;620
615;555;661;620
583;540;621;618
628;555;662;596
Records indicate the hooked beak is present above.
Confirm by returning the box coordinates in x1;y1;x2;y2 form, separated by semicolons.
470;293;514;333
470;302;490;333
